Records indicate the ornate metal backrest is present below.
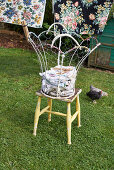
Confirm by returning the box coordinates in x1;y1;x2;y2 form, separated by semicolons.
23;23;101;98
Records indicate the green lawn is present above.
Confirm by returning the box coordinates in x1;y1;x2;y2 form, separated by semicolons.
0;48;113;170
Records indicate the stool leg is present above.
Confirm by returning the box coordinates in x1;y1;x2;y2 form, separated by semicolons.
33;96;41;136
48;98;52;122
76;95;81;127
67;102;71;144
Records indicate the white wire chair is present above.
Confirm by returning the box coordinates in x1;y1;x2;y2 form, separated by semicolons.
22;22;101;99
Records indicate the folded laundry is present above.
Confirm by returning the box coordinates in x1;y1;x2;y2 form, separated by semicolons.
54;0;113;35
40;65;77;97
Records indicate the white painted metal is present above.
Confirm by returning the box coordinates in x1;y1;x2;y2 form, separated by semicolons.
27;23;100;98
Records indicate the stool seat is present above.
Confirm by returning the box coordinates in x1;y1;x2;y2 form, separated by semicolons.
36;88;82;103
33;88;82;144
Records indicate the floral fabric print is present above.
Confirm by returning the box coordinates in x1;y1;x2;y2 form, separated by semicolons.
0;0;46;28
54;0;113;35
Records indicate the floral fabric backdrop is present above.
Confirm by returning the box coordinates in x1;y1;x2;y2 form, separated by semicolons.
0;0;46;28
54;0;113;34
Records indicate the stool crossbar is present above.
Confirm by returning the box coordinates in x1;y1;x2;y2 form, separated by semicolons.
33;88;82;144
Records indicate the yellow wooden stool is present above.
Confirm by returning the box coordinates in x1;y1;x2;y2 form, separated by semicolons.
33;88;82;144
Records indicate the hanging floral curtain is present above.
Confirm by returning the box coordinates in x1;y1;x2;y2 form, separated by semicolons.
54;0;113;34
0;0;46;28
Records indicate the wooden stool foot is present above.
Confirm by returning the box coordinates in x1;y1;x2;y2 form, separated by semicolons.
48;119;51;122
68;142;71;145
33;131;36;136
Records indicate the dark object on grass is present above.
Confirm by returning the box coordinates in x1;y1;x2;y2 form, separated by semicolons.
86;85;108;103
86;90;102;101
90;85;108;96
